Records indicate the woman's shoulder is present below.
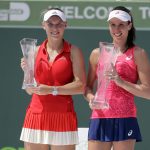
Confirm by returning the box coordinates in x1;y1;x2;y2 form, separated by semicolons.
35;45;40;58
90;48;100;59
91;47;100;55
70;44;82;56
134;46;146;57
69;44;84;63
133;46;149;65
70;44;81;51
89;48;100;66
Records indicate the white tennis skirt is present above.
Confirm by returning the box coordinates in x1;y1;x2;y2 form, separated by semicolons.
20;108;79;145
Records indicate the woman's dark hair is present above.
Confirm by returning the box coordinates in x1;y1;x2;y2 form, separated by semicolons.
112;6;135;48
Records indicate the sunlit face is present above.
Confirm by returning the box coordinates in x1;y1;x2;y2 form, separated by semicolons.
108;17;132;44
43;15;67;40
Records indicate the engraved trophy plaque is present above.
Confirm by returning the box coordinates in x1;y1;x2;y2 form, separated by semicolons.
93;42;118;109
20;38;37;89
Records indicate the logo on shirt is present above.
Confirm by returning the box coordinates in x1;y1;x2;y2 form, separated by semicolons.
126;55;132;60
128;130;133;136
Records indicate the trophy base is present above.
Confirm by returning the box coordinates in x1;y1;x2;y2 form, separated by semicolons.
92;101;109;110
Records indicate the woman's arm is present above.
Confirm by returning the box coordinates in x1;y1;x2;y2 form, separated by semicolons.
55;45;86;95
30;45;86;96
114;47;150;99
84;48;99;102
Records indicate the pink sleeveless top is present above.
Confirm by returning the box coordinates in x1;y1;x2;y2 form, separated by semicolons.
91;46;138;118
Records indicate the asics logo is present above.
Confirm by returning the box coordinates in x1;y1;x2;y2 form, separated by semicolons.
128;130;133;136
126;56;132;60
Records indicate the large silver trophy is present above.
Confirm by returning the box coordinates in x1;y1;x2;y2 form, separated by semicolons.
20;38;37;89
93;42;118;109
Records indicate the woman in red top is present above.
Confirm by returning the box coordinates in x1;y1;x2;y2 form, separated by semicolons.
20;8;86;150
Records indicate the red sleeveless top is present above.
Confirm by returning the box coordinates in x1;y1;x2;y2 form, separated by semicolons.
92;46;138;118
29;39;75;113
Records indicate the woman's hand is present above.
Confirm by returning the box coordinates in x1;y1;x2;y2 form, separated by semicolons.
27;84;51;95
88;97;95;110
20;57;27;71
89;98;102;110
89;98;109;110
105;63;123;86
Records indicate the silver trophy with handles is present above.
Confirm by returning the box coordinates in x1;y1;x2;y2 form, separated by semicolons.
20;38;37;89
93;42;118;109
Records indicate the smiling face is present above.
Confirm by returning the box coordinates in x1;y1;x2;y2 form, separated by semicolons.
43;15;67;41
109;17;132;46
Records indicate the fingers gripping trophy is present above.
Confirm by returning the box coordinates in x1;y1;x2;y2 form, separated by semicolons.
20;38;37;89
93;42;119;109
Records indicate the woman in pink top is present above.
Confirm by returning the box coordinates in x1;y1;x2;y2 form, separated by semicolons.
20;8;86;150
84;6;150;150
